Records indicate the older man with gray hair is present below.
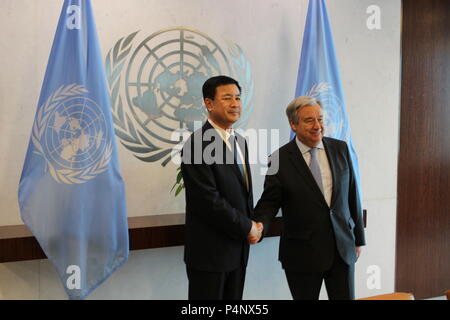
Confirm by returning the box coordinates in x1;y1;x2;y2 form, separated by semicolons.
251;95;366;300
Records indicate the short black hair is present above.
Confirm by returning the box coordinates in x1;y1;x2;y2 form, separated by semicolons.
202;75;241;100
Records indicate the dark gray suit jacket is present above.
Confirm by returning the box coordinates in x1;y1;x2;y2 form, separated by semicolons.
254;137;365;272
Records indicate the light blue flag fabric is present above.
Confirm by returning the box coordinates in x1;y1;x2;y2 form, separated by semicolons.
292;0;363;205
18;0;128;300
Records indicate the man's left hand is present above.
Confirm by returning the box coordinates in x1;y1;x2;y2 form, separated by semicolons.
356;246;362;258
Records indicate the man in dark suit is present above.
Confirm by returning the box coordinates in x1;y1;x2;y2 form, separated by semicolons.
181;75;262;300
251;96;366;300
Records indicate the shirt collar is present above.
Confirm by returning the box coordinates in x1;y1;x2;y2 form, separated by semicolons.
208;118;234;141
295;137;324;155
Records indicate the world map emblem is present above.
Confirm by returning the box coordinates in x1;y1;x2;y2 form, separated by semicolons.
307;82;349;141
105;27;254;166
32;84;112;184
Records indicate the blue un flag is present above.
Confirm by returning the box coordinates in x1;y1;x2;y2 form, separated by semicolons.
293;0;363;203
18;0;128;299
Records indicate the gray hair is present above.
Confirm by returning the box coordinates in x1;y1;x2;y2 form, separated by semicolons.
286;96;322;124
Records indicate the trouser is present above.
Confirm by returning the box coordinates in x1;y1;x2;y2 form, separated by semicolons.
284;253;355;300
186;266;247;300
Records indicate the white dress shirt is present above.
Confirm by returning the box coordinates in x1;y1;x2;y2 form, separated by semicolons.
295;137;333;207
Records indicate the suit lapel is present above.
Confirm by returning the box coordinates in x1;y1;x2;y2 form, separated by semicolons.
322;137;337;207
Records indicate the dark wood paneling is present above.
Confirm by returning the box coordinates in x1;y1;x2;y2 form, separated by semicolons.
0;237;47;262
397;0;450;299
0;217;283;263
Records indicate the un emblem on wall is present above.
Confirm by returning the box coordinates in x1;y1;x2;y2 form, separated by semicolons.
105;27;254;166
32;84;112;184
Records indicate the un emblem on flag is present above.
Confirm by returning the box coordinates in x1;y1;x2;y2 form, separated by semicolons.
307;82;348;140
31;84;112;184
105;27;254;166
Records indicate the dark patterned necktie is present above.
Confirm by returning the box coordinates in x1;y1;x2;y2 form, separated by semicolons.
229;135;245;178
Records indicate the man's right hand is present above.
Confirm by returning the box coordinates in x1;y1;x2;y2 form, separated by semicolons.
248;221;263;244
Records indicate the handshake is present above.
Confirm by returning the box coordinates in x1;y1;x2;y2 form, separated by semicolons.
247;221;264;245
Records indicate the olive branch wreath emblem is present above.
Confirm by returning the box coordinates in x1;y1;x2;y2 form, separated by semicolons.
31;84;113;184
105;31;171;164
